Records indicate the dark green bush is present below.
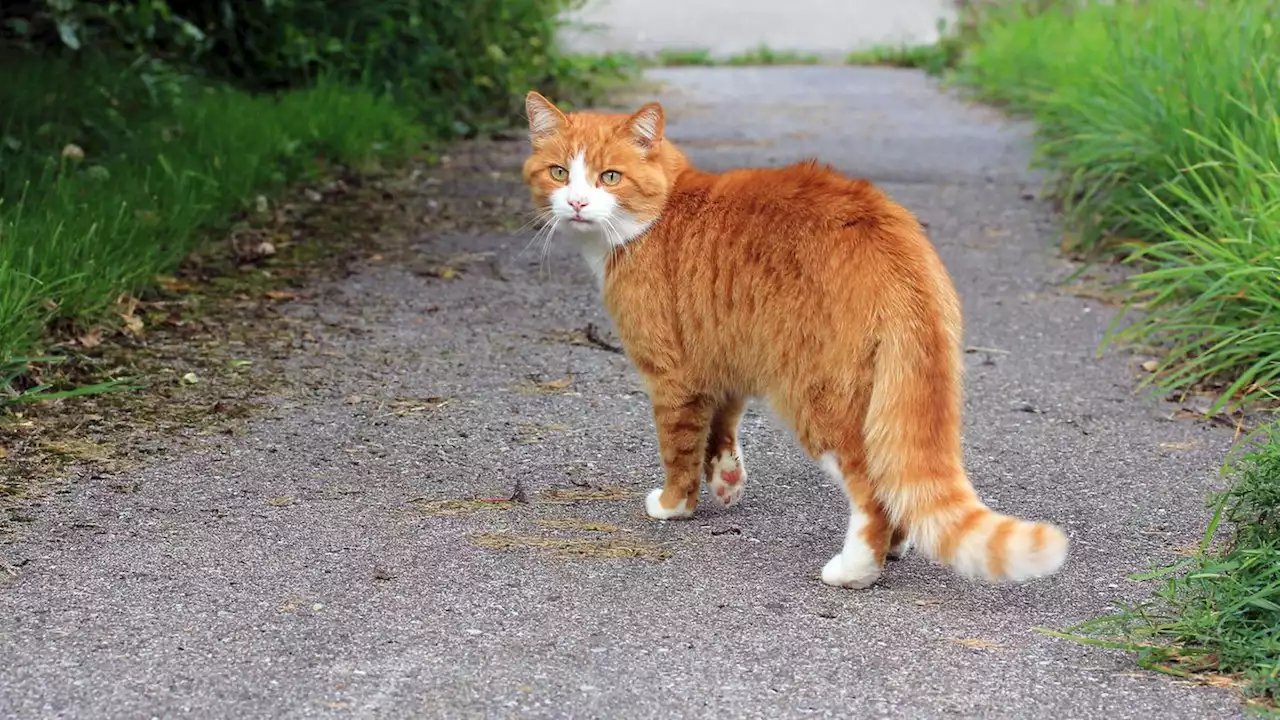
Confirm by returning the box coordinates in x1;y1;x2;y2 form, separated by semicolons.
1;0;610;133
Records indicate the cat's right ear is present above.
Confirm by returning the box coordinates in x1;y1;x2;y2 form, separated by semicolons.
526;91;567;145
624;102;665;154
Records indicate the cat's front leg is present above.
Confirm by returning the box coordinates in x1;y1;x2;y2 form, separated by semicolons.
704;395;747;508
644;390;715;520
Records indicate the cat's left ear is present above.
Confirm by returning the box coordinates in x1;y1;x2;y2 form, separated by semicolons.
624;102;664;154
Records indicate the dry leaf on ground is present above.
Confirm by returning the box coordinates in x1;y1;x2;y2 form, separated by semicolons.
539;486;636;504
77;330;103;348
467;532;669;560
950;638;1002;650
518;375;575;395
533;518;624;533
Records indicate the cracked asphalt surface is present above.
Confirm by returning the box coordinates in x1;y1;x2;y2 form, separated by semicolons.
0;67;1246;719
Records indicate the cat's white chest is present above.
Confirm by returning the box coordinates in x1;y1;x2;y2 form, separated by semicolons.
560;214;652;289
572;231;615;288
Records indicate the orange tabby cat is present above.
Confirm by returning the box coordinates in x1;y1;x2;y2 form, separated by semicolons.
520;91;1069;589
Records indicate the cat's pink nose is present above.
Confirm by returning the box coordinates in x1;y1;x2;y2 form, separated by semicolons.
568;198;589;211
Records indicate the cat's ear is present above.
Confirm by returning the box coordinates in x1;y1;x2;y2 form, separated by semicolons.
526;91;566;144
624;102;665;153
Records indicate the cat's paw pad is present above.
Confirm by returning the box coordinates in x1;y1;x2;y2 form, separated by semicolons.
645;488;694;520
887;536;912;561
706;448;746;508
820;552;882;589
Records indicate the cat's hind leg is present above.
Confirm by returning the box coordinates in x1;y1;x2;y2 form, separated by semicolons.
887;527;912;560
644;389;715;520
704;395;748;508
817;448;895;589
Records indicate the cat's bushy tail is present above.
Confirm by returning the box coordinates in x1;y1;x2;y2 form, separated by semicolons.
862;284;1069;584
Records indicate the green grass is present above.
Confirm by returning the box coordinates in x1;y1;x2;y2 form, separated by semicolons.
1063;426;1280;708
0;355;137;408
844;18;967;75
0;53;426;365
626;45;823;68
723;45;821;66
846;44;944;68
651;48;716;67
952;0;1280;409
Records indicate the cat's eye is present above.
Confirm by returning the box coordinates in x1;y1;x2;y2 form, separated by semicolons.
549;165;568;181
600;170;623;186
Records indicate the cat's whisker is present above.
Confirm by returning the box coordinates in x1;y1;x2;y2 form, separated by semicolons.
602;218;626;264
513;210;552;236
537;217;560;281
602;216;633;266
524;218;555;260
515;209;557;260
521;211;557;265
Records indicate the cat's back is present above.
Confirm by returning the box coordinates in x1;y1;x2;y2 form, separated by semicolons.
645;158;942;298
665;159;906;233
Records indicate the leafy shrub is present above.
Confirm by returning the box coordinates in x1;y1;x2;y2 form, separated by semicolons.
1;0;608;133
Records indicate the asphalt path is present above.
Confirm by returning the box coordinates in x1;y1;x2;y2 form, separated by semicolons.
0;67;1244;719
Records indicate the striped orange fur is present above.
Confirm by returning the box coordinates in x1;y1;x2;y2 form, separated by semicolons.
520;91;1069;589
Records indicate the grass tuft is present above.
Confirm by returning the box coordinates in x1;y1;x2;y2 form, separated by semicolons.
844;18;968;75
723;45;821;67
1067;427;1280;706
652;48;717;67
953;0;1280;409
620;45;824;69
0;356;137;409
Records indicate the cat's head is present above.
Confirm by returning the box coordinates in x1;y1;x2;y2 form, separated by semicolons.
520;91;685;240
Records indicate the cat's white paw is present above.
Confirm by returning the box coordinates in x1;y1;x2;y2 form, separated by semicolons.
887;536;912;560
706;447;746;508
645;488;694;520
820;552;882;589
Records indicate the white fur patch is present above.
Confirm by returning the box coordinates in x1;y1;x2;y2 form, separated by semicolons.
548;151;652;287
1003;523;1069;582
947;513;1069;582
706;447;746;508
949;512;999;580
818;452;882;589
645;487;693;520
562;153;597;214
